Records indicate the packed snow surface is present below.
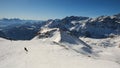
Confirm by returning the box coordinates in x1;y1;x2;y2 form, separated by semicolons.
0;37;120;68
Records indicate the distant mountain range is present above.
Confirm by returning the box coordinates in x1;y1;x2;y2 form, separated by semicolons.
0;13;120;40
0;18;45;40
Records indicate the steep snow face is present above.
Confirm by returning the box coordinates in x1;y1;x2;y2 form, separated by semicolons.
33;28;93;56
33;28;61;42
0;37;120;68
34;27;90;46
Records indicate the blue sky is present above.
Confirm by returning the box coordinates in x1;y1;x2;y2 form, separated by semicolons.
0;0;120;20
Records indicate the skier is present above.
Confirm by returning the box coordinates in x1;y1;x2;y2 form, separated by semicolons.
24;47;28;53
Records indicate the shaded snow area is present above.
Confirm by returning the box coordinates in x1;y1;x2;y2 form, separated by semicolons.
0;37;120;68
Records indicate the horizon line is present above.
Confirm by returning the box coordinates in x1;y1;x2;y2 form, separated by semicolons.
0;13;119;21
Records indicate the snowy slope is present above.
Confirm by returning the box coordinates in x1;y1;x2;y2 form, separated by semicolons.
0;13;120;68
33;27;93;56
34;27;120;58
80;36;120;63
0;38;120;68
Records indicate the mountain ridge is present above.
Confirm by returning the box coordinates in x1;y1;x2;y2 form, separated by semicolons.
0;13;120;40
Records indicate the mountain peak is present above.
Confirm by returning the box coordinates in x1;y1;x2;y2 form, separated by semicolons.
62;16;89;21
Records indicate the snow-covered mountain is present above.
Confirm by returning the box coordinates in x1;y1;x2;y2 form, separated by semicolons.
43;14;120;38
0;13;120;68
0;34;120;68
0;13;120;40
34;27;93;56
84;15;120;38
